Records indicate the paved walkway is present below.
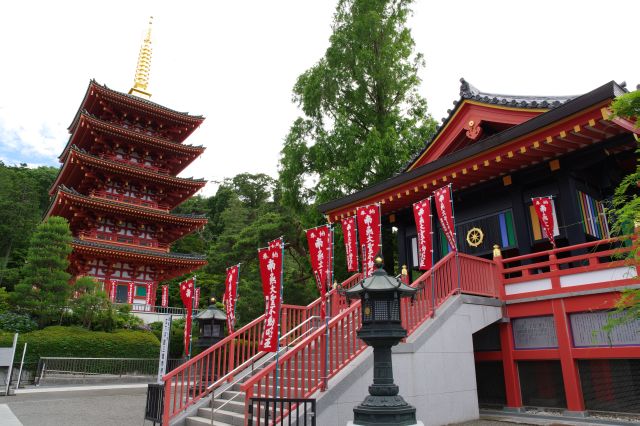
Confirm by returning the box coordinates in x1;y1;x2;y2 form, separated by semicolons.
2;386;148;426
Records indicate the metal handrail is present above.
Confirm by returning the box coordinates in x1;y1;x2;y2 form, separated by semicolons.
207;316;322;423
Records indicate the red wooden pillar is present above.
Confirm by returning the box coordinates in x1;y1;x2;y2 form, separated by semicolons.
499;322;523;408
551;299;585;412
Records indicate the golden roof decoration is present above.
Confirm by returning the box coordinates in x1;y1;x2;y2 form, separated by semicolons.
129;17;153;99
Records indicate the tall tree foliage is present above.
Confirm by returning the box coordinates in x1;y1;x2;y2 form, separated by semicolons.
12;216;73;326
606;89;640;325
0;162;59;289
279;0;437;211
165;174;317;325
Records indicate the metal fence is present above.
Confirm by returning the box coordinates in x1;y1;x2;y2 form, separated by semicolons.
36;357;185;384
248;397;316;426
114;304;199;316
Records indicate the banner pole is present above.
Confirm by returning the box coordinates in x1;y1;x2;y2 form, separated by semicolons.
274;237;284;399
429;197;436;317
448;184;461;291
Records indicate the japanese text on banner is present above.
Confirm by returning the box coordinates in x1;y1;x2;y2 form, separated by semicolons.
356;204;381;277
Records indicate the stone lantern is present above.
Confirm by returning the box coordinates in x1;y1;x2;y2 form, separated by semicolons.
342;256;421;426
194;298;227;349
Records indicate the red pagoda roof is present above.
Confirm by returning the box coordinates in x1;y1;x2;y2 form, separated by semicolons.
60;112;205;174
51;145;206;194
68;80;205;143
319;81;632;221
72;238;207;262
47;186;207;239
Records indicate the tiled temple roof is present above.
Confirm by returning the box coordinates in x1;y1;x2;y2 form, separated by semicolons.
73;238;207;261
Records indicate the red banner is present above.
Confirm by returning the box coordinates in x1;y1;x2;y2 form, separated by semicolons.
434;186;457;252
306;225;332;320
109;280;117;302
258;238;283;352
356;204;381;277
145;283;154;305
194;287;200;309
161;285;169;307
340;217;359;272
127;282;135;304
412;197;433;270
179;278;195;356
306;225;332;290
224;265;239;333
532;197;556;248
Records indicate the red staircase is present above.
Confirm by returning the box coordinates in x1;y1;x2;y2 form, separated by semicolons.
161;273;362;424
162;254;500;424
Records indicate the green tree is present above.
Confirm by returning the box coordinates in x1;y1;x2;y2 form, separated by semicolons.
12;216;73;327
0;162;59;289
606;89;640;325
279;0;437;211
71;276;112;330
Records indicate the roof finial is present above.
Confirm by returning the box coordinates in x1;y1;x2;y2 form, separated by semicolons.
128;16;153;99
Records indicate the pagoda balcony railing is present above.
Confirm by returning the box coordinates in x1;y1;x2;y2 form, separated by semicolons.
103;154;171;175
95;192;161;210
79;232;169;252
495;235;639;299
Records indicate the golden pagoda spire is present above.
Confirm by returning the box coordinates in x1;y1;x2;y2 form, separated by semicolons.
128;16;153;99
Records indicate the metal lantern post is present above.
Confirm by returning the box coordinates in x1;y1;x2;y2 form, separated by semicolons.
342;256;421;426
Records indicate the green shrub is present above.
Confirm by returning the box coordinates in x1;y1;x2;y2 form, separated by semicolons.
0;325;160;364
0;312;38;333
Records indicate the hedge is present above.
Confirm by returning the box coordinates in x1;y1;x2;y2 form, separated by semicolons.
0;326;160;365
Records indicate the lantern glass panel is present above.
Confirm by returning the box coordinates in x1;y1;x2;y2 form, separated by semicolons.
211;324;221;337
374;300;388;321
363;299;373;322
390;298;400;321
203;324;212;337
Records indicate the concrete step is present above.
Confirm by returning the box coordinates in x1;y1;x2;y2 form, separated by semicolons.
187;407;244;426
209;399;244;414
186;414;236;426
218;390;244;402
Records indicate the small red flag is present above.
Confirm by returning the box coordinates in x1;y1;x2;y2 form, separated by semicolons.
179;278;195;356
109;280;117;302
127;282;135;304
532;197;557;248
340;217;359;272
434;186;457;252
356;204;381;277
258;238;283;352
145;283;154;305
412;197;433;270
161;285;169;307
224;265;240;333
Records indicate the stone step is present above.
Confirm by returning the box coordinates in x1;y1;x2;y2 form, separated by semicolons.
210;398;245;414
186;414;236;426
187;407;244;426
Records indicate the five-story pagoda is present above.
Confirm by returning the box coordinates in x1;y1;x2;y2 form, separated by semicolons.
46;18;208;305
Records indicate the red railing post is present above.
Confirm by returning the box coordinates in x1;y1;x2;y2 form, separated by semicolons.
227;338;235;383
493;245;506;299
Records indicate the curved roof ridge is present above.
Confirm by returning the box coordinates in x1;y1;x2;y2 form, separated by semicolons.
459;77;577;108
91;79;205;120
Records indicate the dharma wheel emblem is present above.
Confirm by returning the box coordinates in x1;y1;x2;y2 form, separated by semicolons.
466;227;484;247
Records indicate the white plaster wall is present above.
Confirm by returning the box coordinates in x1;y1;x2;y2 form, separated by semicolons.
560;266;637;287
315;295;503;426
